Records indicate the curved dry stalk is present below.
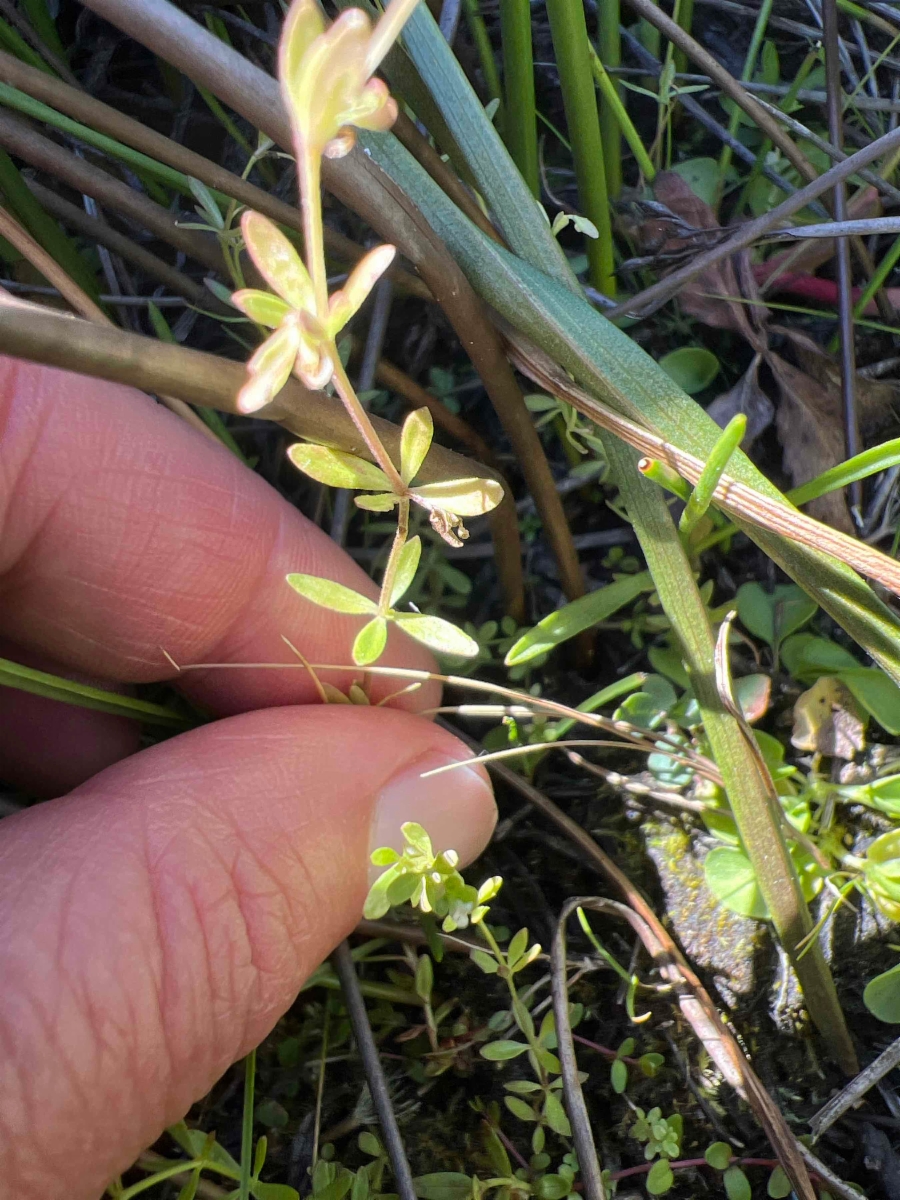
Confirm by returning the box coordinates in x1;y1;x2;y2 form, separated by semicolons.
0;203;106;322
24;180;214;309
0;109;225;273
0;302;502;487
504;326;900;598
608;120;900;319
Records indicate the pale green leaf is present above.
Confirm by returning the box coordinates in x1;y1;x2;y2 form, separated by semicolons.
610;1058;628;1094
389;536;422;606
400;408;434;486
723;1165;752;1200
767;1167;792;1199
413;1174;473;1200
241;210;313;312
287;443;391;491
646;1160;674;1196
839;667;900;735
355;493;398;512
392;613;479;657
286;573;377;615
481;1039;530;1061
505;572;654;665
232;288;292;328
542;1093;571;1137
353;617;388;666
504;1096;537;1122
411;477;503;516
736;582;818;650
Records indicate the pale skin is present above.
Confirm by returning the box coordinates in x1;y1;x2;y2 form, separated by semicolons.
0;359;497;1200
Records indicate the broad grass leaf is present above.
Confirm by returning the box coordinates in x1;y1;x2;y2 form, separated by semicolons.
411;477;503;516
392;613;479;657
658;346;720;395
389;535;422;606
863;963;900;1023
400;408;434;484
288;443;391;490
286;573;376;614
353;617;388;665
505;572;654;665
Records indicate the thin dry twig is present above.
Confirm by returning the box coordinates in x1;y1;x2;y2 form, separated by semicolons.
607;122;900;319
809;1035;900;1140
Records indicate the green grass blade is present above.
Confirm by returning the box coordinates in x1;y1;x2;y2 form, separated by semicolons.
789;438;900;506
590;48;655;182
0;14;51;74
462;0;502;115
546;0;615;295
498;0;539;196
21;0;66;60
0;656;190;726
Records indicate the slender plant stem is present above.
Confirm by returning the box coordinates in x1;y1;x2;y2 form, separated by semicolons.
546;0;615;295
331;356;406;494
378;498;410;613
595;0;622;197
718;0;774;183
238;1048;256;1200
298;144;329;319
499;0;539;196
462;0;502;112
589;47;655;181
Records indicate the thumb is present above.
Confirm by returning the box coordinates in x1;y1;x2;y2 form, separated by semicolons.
0;705;495;1200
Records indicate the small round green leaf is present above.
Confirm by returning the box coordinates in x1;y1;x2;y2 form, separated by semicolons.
611;1057;628;1094
736;582;817;649
767;1167;791;1198
723;1165;752;1200
646;1159;674;1195
863;962;900;1023
389;536;422;607
703;846;768;919
537;1175;572;1200
353;617;388;666
704;1142;733;1170
286;573;377;615
659;346;720;394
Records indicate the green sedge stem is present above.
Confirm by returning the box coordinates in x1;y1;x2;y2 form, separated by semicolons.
638;456;691;502
595;0;622;198
679;414;746;540
499;0;539;197
378;497;410;614
546;0;616;295
671;0;694;77
238;1048;256;1200
718;0;774;185
463;0;503;116
590;48;655;182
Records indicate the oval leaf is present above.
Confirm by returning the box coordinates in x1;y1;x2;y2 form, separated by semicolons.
505;572;654;666
286;573;377;615
353;617;388;666
481;1039;530;1061
390;536;422;606
400;408;434;485
840;667;900;735
411;477;503;516
288;443;391;491
646;1159;674;1196
705;1142;733;1170
232;289;292;328
241;210;313;312
736;582;818;649
863;962;900;1023
723;1165;752;1200
392;613;479;657
413;1174;473;1200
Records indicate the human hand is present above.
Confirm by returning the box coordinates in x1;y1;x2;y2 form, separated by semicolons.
0;361;496;1199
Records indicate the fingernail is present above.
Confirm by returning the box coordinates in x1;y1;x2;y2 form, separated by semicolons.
369;752;496;884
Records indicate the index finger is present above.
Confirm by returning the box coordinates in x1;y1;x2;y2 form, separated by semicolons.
0;359;438;713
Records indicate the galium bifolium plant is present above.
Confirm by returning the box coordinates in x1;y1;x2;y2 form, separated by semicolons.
234;0;503;666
